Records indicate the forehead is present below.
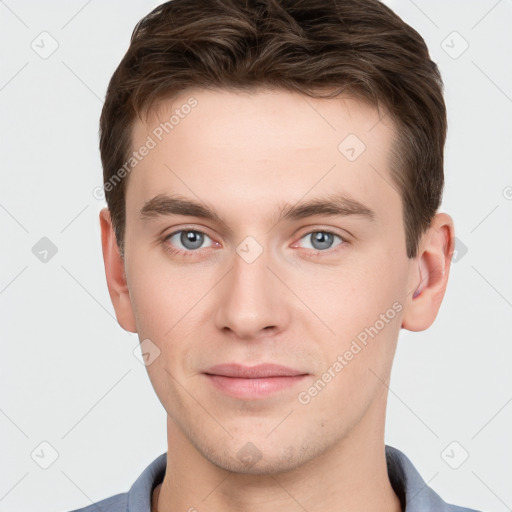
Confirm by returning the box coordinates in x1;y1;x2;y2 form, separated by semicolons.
126;88;399;224
136;87;394;154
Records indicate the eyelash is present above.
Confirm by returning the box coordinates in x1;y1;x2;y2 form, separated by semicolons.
162;229;218;258
161;228;347;258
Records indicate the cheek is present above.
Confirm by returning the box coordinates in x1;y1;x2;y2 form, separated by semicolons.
127;248;208;338
129;273;173;338
293;249;407;383
295;256;404;333
126;252;221;385
126;258;203;404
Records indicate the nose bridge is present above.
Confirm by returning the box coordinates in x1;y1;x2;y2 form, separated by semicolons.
214;238;288;338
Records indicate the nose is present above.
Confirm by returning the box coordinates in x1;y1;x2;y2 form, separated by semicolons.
214;243;290;340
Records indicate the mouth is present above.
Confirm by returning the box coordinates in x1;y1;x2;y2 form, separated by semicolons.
203;363;308;399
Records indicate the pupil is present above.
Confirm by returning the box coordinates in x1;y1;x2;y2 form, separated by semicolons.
181;231;203;249
312;232;333;250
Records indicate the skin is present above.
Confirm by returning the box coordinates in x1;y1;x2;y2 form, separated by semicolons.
100;88;454;512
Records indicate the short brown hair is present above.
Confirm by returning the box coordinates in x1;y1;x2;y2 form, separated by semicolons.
99;0;446;259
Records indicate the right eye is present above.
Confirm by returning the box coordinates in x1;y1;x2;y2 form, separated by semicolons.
164;230;216;253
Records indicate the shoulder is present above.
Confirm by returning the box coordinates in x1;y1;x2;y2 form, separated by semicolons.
435;497;484;512
62;452;166;512
446;505;483;512
65;492;127;512
385;445;485;512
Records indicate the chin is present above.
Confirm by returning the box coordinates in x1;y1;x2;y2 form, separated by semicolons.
198;436;324;476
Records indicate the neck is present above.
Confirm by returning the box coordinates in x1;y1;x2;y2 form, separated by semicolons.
154;391;401;512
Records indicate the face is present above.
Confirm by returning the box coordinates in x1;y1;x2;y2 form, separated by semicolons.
117;88;416;474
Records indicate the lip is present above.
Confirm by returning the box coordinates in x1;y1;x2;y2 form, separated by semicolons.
205;363;306;378
203;363;308;399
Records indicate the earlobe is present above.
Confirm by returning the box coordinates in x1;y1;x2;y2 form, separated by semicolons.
99;208;138;333
402;213;455;332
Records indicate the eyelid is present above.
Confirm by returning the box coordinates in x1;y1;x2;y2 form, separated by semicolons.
291;229;346;251
163;224;217;242
163;226;220;255
293;225;349;242
167;229;213;244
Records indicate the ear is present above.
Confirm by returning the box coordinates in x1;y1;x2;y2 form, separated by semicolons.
99;208;137;333
401;213;455;332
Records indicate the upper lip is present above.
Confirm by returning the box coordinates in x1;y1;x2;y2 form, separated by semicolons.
204;363;307;378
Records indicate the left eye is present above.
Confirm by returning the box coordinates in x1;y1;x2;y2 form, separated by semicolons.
166;230;214;251
297;231;343;251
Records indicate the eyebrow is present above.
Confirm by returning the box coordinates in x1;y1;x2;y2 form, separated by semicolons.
140;194;226;224
139;193;375;227
275;193;375;223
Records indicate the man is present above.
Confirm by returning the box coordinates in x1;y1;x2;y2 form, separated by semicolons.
74;0;482;510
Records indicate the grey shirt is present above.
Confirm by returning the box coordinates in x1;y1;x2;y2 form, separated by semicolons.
68;445;482;512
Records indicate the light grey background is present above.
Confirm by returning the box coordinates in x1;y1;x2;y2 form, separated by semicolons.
1;1;511;511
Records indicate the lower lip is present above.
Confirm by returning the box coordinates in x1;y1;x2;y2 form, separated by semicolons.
205;374;307;399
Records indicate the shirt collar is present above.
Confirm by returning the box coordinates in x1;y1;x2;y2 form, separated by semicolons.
127;452;166;512
386;445;460;511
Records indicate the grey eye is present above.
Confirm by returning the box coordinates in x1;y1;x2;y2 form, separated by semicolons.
299;231;343;251
167;230;212;251
181;231;204;249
